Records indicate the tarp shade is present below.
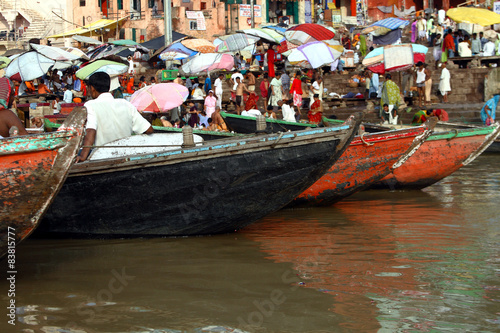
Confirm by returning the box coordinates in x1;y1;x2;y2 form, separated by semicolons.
47;17;129;39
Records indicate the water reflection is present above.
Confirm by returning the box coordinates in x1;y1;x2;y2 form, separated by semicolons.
0;156;498;333
243;155;500;332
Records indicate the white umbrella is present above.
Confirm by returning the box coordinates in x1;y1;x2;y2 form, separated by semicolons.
30;43;82;62
5;51;55;82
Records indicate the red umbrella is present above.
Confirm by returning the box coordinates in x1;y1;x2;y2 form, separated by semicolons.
277;39;299;54
285;23;336;45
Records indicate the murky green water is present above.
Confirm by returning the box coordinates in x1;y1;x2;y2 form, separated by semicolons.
1;155;499;333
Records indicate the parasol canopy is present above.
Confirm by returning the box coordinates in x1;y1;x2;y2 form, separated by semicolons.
75;60;128;80
129;83;189;112
237;28;284;43
362;44;428;74
215;33;260;53
285;24;335;45
159;41;199;61
30;43;82;62
5;51;55;82
287;40;344;68
447;7;500;26
181;53;234;74
361;17;409;36
63;47;91;60
0;56;11;69
181;39;216;53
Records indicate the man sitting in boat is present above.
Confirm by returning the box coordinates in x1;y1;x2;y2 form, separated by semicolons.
211;106;228;131
77;72;153;162
0;77;28;138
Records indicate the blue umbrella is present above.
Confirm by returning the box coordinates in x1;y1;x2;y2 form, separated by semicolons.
361;18;409;36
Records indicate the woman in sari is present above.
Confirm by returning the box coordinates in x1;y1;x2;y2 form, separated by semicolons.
411;20;417;43
308;94;323;124
270;72;283;109
380;74;400;115
481;95;499;126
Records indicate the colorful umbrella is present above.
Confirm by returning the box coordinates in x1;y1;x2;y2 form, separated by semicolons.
237;28;284;43
362;44;428;74
285;24;335;45
215;33;260;53
181;53;234;74
159;41;198;61
5;51;55;82
262;25;287;35
181;39;216;53
129;83;189;112
361;18;409;36
287;40;344;68
75;60;128;80
277;39;299;54
110;39;149;52
447;7;500;26
30;43;82;62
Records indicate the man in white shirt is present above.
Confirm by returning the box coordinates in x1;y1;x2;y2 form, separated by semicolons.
483;40;496;56
63;86;73;103
77;72;153;162
213;73;224;109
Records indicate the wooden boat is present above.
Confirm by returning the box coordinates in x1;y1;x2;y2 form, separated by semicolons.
370;122;500;189
290;119;436;206
221;111;321;133
0;109;86;258
39;115;362;237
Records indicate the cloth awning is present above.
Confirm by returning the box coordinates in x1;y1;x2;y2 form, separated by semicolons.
47;17;128;39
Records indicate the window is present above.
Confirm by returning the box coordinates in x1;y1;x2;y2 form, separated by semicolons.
148;0;154;8
117;0;123;10
189;20;197;30
200;2;206;10
80;0;85;6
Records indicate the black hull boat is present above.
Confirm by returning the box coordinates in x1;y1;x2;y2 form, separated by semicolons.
40;115;362;237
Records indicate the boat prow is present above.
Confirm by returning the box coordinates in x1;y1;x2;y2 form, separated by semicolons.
0;108;86;258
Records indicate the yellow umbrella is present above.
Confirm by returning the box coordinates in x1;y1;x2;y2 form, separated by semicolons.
181;39;215;53
447;7;500;26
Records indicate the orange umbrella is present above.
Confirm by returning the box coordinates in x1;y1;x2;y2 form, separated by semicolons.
180;39;215;53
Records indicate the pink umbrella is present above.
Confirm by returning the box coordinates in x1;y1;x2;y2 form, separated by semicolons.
285;24;336;45
181;53;234;74
130;83;188;112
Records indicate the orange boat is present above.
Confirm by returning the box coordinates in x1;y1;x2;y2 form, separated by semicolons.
373;123;500;189
291;120;435;206
0;109;85;258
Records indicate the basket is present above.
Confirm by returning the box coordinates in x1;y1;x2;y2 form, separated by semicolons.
348;82;359;88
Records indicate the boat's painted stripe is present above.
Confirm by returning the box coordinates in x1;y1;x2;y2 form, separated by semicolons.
221;111;319;127
426;127;494;141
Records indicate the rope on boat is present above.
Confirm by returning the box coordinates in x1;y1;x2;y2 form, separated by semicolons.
360;133;374;146
447;129;459;141
271;132;285;148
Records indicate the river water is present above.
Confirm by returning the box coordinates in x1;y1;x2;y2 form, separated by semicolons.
1;155;499;333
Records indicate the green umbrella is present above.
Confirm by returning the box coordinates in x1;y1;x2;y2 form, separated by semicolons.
110;39;140;46
75;60;128;80
0;56;11;69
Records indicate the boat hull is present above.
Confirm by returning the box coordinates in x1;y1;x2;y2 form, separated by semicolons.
291;125;430;206
221;112;317;134
0;109;85;257
372;124;500;189
41;117;361;236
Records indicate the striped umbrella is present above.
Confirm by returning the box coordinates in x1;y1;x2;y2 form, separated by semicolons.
362;44;428;74
361;18;409;36
287;40;343;68
285;24;336;45
216;33;260;52
5;51;55;82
